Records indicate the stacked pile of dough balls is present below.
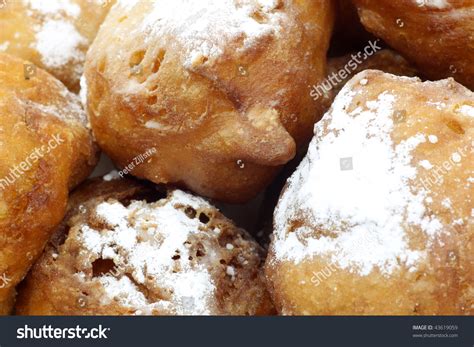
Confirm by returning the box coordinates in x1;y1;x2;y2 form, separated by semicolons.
0;0;472;315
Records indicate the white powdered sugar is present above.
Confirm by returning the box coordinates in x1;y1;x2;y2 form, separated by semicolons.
102;170;120;181
0;41;10;51
116;0;139;11
34;19;86;69
441;198;452;209
273;72;444;277
144;120;165;130
419;160;433;170
458;105;474;118
135;0;285;69
24;0;86;73
414;0;449;9
79;74;88;107
78;190;219;315
24;0;81;17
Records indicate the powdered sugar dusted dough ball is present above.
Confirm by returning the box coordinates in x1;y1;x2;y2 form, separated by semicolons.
84;0;334;203
0;0;114;92
266;70;474;315
16;178;274;315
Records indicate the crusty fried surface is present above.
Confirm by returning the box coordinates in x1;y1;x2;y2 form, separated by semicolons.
0;53;98;314
352;0;474;90
0;0;114;92
84;0;334;203
15;178;275;315
322;49;419;109
266;70;474;315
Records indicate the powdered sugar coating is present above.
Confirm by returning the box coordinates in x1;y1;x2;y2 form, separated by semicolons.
272;71;448;277
79;74;88;107
24;0;81;17
23;0;86;76
414;0;449;9
116;0;138;11
34;20;86;71
0;41;10;51
118;0;286;70
77;190;222;315
458;105;474;118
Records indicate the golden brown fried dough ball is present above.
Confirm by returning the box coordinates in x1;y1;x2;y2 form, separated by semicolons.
351;0;474;90
0;0;114;92
0;53;98;314
266;70;474;315
15;176;274;315
84;0;334;203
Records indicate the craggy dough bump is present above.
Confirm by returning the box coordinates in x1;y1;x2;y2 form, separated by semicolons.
266;70;474;315
0;0;114;92
0;53;98;314
352;0;474;90
84;0;334;203
15;177;274;315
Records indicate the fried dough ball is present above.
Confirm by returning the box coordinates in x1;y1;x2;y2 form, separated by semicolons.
0;53;98;314
84;0;334;203
15;177;274;315
266;70;474;315
259;51;419;243
0;0;114;92
351;0;474;90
